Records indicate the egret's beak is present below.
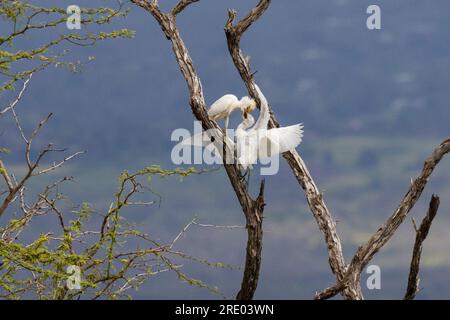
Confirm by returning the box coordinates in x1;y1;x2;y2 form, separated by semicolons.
243;110;249;119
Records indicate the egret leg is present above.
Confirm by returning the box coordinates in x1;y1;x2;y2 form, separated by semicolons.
245;168;251;190
238;167;251;189
238;165;247;180
224;116;229;134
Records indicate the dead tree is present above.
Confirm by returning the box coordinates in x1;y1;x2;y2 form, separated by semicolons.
130;0;265;300
223;0;354;298
131;0;450;300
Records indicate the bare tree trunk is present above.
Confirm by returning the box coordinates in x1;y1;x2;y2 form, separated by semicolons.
131;0;450;300
131;0;265;300
223;0;355;299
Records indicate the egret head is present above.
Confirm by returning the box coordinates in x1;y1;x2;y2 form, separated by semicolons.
241;111;255;129
240;96;257;115
243;107;249;119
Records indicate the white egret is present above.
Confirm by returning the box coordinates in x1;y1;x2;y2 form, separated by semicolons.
177;84;304;172
235;84;304;170
207;94;257;130
235;112;304;170
235;113;258;169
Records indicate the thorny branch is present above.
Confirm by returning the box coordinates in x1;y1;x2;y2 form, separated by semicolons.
0;1;131;92
0;78;83;218
2;151;225;299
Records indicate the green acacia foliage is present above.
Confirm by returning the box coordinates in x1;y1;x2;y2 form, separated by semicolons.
0;0;134;92
0;166;224;299
0;2;225;300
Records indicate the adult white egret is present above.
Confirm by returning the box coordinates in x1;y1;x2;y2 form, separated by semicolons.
207;94;257;130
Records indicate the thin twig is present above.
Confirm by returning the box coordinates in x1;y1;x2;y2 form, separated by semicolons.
169;217;197;249
0;74;33;117
193;221;245;229
36;151;85;175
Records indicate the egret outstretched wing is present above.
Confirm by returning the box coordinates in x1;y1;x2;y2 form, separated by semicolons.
179;129;235;154
257;124;304;158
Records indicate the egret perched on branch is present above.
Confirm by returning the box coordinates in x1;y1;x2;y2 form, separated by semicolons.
207;94;257;130
236;112;304;170
178;85;303;173
236;84;304;170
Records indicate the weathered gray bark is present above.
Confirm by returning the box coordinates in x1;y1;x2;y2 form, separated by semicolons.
223;0;355;299
131;0;450;300
404;195;440;300
316;138;450;299
130;0;265;300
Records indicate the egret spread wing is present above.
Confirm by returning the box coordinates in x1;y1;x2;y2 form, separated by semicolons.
179;129;235;154
257;124;304;158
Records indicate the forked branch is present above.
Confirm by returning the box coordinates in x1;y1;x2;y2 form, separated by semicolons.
131;0;450;300
131;0;265;300
316;138;450;299
224;0;354;298
0;78;83;218
171;0;200;17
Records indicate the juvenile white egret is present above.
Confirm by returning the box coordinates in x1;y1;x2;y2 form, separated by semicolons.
235;84;304;170
235;113;258;169
235;112;304;170
207;94;257;130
